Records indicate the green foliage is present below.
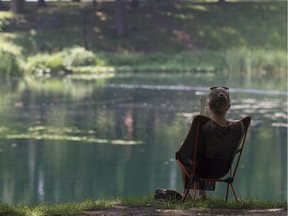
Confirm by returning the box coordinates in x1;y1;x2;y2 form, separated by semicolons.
0;1;286;78
27;47;104;76
224;48;287;76
26;53;64;76
0;49;22;78
0;203;24;216
94;51;224;71
0;11;13;31
44;52;65;71
26;49;287;77
0;1;285;53
63;47;96;68
102;52;147;66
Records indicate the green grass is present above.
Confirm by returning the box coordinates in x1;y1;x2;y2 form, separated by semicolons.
0;197;286;216
24;48;286;78
0;198;121;216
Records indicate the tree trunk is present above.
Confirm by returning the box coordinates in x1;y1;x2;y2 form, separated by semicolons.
218;0;226;5
37;0;46;7
0;0;8;11
10;0;24;13
115;0;125;36
130;0;138;8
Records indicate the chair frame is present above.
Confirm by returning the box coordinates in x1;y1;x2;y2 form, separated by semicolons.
177;115;251;202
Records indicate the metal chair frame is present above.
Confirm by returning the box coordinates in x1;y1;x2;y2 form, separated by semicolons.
177;115;251;202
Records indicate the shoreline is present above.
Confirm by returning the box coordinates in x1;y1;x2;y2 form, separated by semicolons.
82;206;287;215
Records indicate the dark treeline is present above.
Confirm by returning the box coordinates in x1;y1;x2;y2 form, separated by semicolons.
0;0;280;37
1;0;231;37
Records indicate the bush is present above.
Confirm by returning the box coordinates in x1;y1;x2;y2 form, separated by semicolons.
27;48;106;76
25;48;286;77
224;48;286;76
102;52;170;66
63;47;95;68
0;49;22;78
27;53;65;76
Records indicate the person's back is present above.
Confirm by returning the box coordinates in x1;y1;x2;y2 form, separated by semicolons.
203;120;243;160
196;118;244;179
177;86;234;200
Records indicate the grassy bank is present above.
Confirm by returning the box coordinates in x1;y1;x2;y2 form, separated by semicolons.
1;196;286;216
0;1;286;77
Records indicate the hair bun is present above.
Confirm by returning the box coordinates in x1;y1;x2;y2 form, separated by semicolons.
218;92;225;98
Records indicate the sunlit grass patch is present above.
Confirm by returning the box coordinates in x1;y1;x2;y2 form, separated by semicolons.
78;198;121;211
0;197;286;216
121;196;155;207
0;203;25;216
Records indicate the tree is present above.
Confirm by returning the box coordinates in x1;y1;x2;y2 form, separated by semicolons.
0;0;8;11
130;0;138;8
10;0;24;13
218;0;226;5
37;0;46;8
115;0;125;36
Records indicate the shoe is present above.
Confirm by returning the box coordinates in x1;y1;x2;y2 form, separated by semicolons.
154;188;182;202
196;194;208;201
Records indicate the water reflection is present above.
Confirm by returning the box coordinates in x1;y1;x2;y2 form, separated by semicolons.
0;77;286;204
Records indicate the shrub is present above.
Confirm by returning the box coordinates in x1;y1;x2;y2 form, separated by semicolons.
27;53;65;76
44;52;65;73
0;49;22;78
101;52;140;66
224;48;286;76
63;47;95;68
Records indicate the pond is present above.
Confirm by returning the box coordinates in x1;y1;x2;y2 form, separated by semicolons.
0;73;286;204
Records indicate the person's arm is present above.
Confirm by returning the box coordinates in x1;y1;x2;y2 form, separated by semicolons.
200;96;210;116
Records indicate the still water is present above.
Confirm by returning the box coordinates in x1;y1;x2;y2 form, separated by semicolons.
0;74;286;204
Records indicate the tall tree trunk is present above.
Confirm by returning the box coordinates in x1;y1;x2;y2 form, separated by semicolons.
10;0;24;13
115;0;125;36
37;0;46;7
0;0;8;11
130;0;138;8
218;0;226;5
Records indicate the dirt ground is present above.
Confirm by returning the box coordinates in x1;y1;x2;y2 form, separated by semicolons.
80;206;287;216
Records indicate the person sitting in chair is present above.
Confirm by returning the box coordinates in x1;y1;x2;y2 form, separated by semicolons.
179;86;232;201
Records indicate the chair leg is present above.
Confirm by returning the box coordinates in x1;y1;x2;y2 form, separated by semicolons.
182;180;193;202
230;183;239;203
193;182;197;201
182;189;189;201
225;183;238;202
182;189;189;202
225;183;230;202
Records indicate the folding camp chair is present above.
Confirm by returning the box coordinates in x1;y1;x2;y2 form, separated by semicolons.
175;115;251;202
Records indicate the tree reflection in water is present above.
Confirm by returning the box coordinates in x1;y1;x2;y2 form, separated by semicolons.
0;77;286;204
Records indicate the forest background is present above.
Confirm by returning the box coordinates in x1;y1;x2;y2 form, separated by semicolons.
0;0;286;87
